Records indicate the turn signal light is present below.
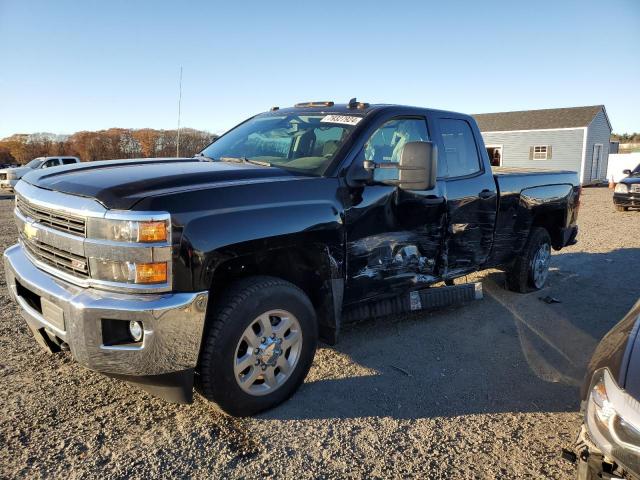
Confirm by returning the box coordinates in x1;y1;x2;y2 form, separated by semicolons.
138;221;168;242
135;262;168;284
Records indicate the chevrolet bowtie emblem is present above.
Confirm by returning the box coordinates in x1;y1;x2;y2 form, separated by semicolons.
23;222;38;240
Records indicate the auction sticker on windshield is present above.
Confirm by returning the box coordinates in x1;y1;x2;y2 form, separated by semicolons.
320;115;362;126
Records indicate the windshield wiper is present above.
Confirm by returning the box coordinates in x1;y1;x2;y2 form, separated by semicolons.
219;156;272;167
193;153;216;162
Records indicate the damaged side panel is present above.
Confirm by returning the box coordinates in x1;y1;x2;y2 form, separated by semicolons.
485;183;575;266
344;185;447;304
440;173;498;277
347;229;441;296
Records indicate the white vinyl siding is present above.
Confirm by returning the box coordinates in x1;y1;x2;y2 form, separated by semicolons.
481;128;584;173
584;110;612;184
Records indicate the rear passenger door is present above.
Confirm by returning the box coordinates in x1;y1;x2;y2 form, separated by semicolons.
433;116;497;276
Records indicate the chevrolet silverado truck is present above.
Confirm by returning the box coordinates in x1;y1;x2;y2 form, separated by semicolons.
0;156;80;192
3;101;580;416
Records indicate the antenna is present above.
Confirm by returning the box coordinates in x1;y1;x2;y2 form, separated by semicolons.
176;66;183;157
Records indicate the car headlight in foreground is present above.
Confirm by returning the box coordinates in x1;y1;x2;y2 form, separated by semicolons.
586;368;640;474
615;183;630;194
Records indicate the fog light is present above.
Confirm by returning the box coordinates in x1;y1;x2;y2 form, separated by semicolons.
129;321;143;342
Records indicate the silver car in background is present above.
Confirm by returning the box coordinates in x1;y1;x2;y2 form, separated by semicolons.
0;156;80;192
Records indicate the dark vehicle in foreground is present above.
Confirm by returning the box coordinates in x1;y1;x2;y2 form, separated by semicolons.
3;100;580;416
614;165;640;211
570;299;640;479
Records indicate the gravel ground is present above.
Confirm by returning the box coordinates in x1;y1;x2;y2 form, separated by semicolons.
0;187;639;479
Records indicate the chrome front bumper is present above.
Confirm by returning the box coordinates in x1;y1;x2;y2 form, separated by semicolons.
3;243;208;377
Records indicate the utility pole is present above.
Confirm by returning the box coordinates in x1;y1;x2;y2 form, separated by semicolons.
176;66;183;157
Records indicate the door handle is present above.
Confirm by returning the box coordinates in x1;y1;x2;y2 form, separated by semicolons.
479;190;496;199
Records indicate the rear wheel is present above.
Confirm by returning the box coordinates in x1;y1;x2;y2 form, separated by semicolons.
199;276;317;416
506;227;552;293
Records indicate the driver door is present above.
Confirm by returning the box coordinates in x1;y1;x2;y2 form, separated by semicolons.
344;115;446;305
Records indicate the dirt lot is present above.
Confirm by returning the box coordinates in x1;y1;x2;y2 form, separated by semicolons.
0;188;638;479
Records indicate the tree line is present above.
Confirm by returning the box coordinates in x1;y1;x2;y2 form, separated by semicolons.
0;128;218;165
611;133;640;143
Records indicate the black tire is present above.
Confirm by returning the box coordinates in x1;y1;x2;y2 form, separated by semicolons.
199;276;317;416
615;205;628;212
506;227;552;293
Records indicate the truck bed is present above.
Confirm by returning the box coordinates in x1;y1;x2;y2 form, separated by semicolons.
493;167;579;194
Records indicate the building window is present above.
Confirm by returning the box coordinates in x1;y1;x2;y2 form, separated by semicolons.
530;145;552;160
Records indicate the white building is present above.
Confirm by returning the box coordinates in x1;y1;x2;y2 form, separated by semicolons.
473;105;612;185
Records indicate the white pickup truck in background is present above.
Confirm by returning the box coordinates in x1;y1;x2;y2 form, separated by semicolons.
0;156;80;192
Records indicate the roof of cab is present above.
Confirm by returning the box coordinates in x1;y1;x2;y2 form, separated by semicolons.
263;102;465;119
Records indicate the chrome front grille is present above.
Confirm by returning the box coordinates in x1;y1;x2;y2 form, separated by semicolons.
13;182;173;293
20;234;89;278
16;195;86;237
631;184;640;193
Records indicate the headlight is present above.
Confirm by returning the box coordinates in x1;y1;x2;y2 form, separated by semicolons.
85;212;171;288
89;259;168;284
87;216;169;243
585;368;640;473
6;172;16;180
615;183;630;193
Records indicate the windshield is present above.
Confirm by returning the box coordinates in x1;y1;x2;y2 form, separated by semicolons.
200;113;362;175
630;163;640;177
25;158;44;169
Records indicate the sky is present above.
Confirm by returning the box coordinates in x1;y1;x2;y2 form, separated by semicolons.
0;0;639;138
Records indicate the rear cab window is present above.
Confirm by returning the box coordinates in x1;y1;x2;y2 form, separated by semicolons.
62;158;77;165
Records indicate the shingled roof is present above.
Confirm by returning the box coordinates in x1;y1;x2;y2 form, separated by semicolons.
473;105;607;132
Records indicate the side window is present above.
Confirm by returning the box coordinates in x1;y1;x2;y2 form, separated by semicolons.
364;118;429;181
438;119;481;177
62;158;77;165
42;159;59;168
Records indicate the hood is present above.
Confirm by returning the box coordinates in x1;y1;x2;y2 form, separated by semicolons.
21;158;305;209
2;166;30;177
621;174;640;185
582;299;640;399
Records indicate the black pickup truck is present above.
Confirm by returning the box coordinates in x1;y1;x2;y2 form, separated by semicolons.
3;101;580;416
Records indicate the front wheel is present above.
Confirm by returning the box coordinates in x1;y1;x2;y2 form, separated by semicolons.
199;276;317;416
615;205;628;212
506;227;552;293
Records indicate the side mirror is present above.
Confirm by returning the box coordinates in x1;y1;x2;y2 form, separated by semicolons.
398;141;437;190
364;141;437;190
623;169;632;176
